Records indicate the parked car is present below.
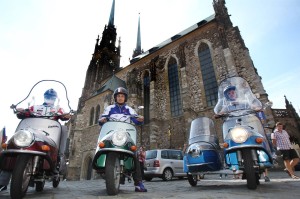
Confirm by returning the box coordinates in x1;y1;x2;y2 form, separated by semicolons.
144;149;186;181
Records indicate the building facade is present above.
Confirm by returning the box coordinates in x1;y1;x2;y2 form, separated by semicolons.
66;0;299;180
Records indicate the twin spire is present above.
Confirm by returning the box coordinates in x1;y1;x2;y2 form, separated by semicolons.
108;0;115;27
107;0;142;58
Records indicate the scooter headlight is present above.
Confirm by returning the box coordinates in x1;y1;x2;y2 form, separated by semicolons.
230;127;249;143
112;129;127;146
13;129;34;147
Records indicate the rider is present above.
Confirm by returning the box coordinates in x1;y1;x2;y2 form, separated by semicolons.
216;85;262;116
98;87;147;192
16;88;70;121
0;89;70;192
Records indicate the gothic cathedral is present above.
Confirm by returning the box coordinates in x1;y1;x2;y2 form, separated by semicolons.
66;0;300;180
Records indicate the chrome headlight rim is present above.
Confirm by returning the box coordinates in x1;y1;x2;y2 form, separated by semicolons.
13;129;34;147
230;127;249;143
188;144;201;157
111;129;128;146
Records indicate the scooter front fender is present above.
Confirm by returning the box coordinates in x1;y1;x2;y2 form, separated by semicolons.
92;149;135;171
0;149;56;172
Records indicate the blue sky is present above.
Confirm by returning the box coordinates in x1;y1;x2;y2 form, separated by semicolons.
1;0;300;138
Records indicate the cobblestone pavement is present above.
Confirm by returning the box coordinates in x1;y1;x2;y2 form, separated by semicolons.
1;170;300;199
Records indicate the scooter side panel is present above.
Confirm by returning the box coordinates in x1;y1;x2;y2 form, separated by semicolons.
124;157;134;170
96;154;106;168
184;150;222;172
16;118;61;147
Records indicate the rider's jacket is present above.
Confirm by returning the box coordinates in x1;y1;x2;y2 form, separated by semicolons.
223;101;250;112
29;104;65;120
99;103;142;126
18;103;66;121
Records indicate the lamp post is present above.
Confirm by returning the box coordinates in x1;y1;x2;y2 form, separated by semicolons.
140;125;143;146
137;106;144;146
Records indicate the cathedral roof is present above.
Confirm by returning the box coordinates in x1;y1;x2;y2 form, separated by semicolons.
93;75;127;96
130;14;215;63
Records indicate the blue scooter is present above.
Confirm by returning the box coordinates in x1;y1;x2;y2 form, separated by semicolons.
184;76;273;190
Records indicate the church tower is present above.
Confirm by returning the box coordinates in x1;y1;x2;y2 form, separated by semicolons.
78;0;121;112
132;13;143;59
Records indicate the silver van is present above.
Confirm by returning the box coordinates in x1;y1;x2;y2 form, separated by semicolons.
144;149;186;181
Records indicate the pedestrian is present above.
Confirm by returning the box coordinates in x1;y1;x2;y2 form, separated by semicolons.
263;168;270;182
138;146;146;180
256;110;271;182
99;87;147;192
271;122;300;179
182;143;187;153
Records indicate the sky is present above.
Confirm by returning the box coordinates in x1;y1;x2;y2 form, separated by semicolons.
1;0;300;138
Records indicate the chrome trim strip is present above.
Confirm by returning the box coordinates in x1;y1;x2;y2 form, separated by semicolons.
1;149;47;156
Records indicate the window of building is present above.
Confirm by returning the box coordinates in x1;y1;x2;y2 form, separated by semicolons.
198;43;218;107
168;57;183;117
94;105;100;124
89;107;94;126
143;71;150;124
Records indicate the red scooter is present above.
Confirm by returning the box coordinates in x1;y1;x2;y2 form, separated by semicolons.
0;80;72;199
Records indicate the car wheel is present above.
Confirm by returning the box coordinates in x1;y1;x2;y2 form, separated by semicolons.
144;177;153;181
162;168;173;181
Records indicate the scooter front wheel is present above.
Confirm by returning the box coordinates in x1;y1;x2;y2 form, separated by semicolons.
10;154;32;199
187;174;197;186
105;152;121;195
242;149;257;190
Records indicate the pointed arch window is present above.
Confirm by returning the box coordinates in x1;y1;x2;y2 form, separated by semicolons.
94;105;100;124
198;43;218;107
89;107;95;126
143;71;150;124
168;58;183;117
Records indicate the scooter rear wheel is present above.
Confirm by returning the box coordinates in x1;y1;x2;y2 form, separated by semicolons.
53;176;60;188
187;174;197;186
35;180;45;192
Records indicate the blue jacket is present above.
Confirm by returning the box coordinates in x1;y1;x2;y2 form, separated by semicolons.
99;103;143;126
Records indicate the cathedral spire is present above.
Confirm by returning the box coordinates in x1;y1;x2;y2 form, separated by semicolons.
132;13;143;58
108;0;115;27
285;95;290;106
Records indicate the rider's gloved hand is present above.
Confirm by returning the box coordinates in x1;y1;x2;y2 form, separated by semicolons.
59;114;71;121
98;117;107;125
214;114;222;119
16;108;31;119
136;116;144;122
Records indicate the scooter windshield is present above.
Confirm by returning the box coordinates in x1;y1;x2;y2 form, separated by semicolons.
188;117;219;145
13;80;72;117
214;76;262;116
